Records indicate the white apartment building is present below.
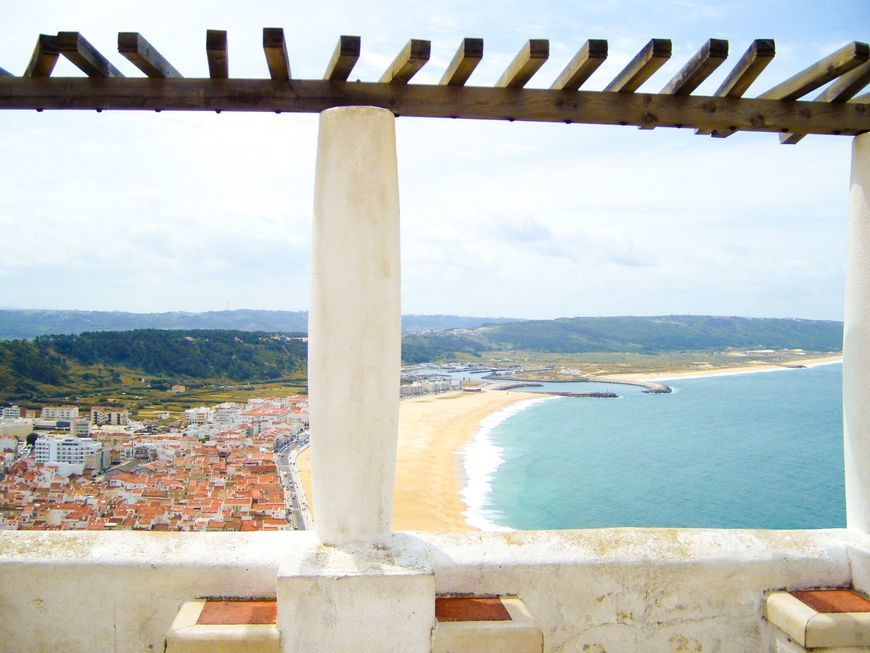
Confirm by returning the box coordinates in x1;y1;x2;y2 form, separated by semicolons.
34;436;103;466
90;406;129;426
41;405;79;420
72;418;91;437
33;436;58;463
1;405;20;419
213;403;243;429
184;407;213;425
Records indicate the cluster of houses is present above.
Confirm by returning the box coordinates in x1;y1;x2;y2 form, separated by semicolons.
0;396;309;531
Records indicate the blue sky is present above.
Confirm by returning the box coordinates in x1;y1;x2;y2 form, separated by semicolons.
0;0;867;320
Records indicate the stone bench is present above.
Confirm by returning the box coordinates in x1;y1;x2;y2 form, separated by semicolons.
165;599;279;653
764;589;870;651
433;596;542;653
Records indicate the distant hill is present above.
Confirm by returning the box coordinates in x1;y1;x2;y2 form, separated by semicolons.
0;329;306;400
401;315;843;363
0;309;522;340
0;316;844;402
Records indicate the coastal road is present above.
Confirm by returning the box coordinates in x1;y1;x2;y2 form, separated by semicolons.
276;439;311;530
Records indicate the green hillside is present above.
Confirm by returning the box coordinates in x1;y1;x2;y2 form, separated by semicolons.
0;329;306;402
401;315;843;362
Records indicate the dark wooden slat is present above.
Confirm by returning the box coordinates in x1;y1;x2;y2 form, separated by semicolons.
780;60;870;144
379;39;430;84
550;39;607;90
57;32;123;78
604;39;671;92
661;38;728;95
24;35;59;78
714;39;775;97
118;32;180;78
262;27;291;81
0;78;867;136
495;39;549;88
759;41;869;100
697;39;775;136
324;35;360;81
0;67;11;77
439;38;483;86
206;30;228;79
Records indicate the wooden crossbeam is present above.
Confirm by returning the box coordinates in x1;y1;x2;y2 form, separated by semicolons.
495;39;549;88
604;39;671;93
439;38;483;86
379;39;430;84
118;33;180;78
206;30;228;79
550;39;607;90
324;35;360;81
758;41;868;100
24;34;59;78
1;78;867;137
57;32;123;78
263;28;291;81
781;60;870;144
661;38;728;95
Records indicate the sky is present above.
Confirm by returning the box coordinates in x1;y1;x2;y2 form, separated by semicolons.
0;0;867;321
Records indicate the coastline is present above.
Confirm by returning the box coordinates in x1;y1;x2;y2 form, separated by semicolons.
296;390;544;532
598;354;842;383
295;353;843;533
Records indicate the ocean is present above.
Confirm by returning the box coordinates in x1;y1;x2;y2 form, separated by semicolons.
463;362;846;531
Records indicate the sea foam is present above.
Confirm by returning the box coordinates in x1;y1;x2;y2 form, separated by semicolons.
460;396;556;530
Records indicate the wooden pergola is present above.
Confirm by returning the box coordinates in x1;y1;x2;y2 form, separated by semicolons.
0;30;867;141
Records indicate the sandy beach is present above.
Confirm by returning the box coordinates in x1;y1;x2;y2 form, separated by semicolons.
296;389;542;532
599;354;842;383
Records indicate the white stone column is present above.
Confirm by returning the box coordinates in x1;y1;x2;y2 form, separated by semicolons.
844;132;870;533
308;106;401;547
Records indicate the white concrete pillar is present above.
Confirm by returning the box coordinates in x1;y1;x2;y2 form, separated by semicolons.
309;106;401;546
844;132;870;532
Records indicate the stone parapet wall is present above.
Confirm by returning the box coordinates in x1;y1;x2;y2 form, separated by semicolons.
0;528;867;652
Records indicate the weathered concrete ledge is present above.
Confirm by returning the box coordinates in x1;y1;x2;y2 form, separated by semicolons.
0;528;867;652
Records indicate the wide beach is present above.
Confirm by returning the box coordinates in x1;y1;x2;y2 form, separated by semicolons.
296;389;542;531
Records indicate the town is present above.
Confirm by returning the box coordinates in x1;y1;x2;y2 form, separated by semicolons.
0;376;461;532
0;397;311;531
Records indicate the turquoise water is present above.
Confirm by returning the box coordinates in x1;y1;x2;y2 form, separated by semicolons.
480;363;845;530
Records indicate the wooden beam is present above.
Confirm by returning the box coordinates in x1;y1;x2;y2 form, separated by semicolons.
206;30;228;79
696;39;775;136
56;32;123;77
550;39;607;90
780;60;870;144
439;38;483;86
0;78;867;136
603;38;671;92
758;41;869;100
714;39;775;97
495;39;549;88
24;34;59;78
0;67;11;77
324;35;360;81
262;27;291;81
379;39;430;84
118;32;180;78
661;38;728;95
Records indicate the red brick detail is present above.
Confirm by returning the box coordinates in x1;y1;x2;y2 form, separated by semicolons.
791;589;870;614
197;600;278;625
436;597;512;622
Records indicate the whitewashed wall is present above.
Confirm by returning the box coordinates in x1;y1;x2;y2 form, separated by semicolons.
0;529;867;653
